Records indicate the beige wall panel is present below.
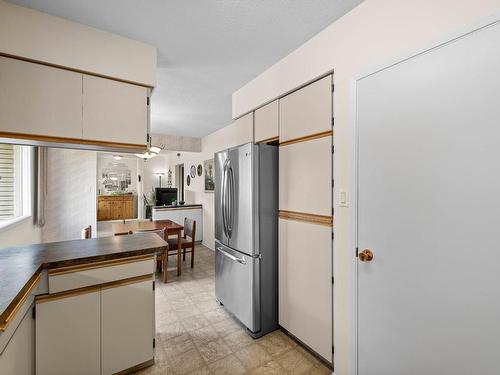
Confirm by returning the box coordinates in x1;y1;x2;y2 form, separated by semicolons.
279;136;332;216
48;258;154;294
254;100;279;142
36;291;100;375
279;218;332;362
279;75;332;142
101;280;154;375
82;75;148;145
0;56;82;138
0;307;34;375
0;1;156;87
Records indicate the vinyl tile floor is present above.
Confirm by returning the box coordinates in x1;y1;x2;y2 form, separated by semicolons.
135;245;332;375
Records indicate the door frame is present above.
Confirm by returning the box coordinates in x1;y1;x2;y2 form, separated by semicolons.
350;14;500;375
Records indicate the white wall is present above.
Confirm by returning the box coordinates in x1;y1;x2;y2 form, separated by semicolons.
231;1;500;374
42;148;97;242
0;1;156;87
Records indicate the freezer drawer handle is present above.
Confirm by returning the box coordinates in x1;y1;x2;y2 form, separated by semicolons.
217;247;247;265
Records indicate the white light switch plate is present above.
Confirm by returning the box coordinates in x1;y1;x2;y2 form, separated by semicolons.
338;190;348;207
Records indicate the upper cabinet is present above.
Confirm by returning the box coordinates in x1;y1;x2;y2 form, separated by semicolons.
82;75;148;146
254;100;279;143
279;75;332;142
0;56;82;139
0;56;149;151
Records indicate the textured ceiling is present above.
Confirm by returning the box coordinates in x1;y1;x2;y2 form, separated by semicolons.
8;0;363;137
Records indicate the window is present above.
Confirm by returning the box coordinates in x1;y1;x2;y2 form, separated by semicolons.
0;144;31;226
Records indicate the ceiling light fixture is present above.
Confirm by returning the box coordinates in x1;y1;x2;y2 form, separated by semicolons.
113;155;123;160
135;144;163;160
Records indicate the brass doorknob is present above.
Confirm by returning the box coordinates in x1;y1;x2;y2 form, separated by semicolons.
358;249;374;262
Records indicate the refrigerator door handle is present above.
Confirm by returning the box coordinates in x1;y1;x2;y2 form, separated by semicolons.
227;165;235;237
216;246;247;265
222;159;229;237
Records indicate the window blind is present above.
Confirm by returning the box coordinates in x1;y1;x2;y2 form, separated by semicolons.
0;144;15;221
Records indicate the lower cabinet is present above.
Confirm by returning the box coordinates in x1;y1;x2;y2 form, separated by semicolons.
0;306;35;375
36;277;154;375
101;280;154;374
36;290;101;375
279;218;332;362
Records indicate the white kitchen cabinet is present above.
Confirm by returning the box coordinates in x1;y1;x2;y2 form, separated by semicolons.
82;74;148;146
279;218;332;362
279;136;332;216
35;290;101;375
254;100;279;143
0;306;35;375
0;55;83;139
279;75;332;142
152;206;203;242
101;279;154;375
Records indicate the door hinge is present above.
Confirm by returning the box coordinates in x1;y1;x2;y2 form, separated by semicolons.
332;179;334;188
32;306;36;320
332;277;334;284
356;247;359;257
332;117;335;127
332;145;334;154
147;133;150;143
153;281;155;291
332;345;335;354
332;207;334;216
147;97;150;106
332;84;335;92
153;338;156;348
332;232;334;240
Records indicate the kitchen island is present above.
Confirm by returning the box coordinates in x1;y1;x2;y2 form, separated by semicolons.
0;233;166;375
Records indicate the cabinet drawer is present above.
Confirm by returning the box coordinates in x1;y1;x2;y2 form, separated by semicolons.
48;256;154;294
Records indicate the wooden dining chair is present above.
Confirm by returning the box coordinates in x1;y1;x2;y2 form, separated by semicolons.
81;225;92;239
114;230;133;236
134;228;169;282
167;218;196;268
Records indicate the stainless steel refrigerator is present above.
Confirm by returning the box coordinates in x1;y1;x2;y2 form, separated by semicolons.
214;142;278;338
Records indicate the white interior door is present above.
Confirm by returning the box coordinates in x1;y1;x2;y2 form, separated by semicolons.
356;21;500;375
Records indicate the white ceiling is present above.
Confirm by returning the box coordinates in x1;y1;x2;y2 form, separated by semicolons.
8;0;363;137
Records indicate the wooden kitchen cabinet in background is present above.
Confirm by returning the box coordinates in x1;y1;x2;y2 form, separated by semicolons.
0;55;83;139
254;100;279;143
97;195;135;221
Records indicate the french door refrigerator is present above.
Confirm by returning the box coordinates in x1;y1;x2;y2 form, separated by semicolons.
214;142;278;338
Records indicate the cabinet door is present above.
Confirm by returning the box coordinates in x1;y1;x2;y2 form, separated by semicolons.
101;279;154;375
0;56;82;139
97;199;110;221
254;100;279;143
0;306;35;375
279;75;332;142
279;136;332;216
36;291;100;375
82;75;148;146
279;218;332;362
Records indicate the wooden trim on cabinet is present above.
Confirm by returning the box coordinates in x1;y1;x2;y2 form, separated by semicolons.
279;210;333;227
36;274;153;303
48;254;154;276
0;52;155;89
0;131;147;151
0;272;41;332
279;130;333;147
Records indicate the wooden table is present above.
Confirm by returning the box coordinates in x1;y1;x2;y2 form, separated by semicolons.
111;220;183;283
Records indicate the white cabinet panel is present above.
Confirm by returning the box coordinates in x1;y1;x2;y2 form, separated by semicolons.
36;291;100;375
101;279;154;375
279;75;332;142
254;100;278;143
279;218;332;362
82;75;148;145
0;56;82;138
0;307;34;375
279;136;332;216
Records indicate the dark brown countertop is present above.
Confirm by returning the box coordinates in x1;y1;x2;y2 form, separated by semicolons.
0;233;166;331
